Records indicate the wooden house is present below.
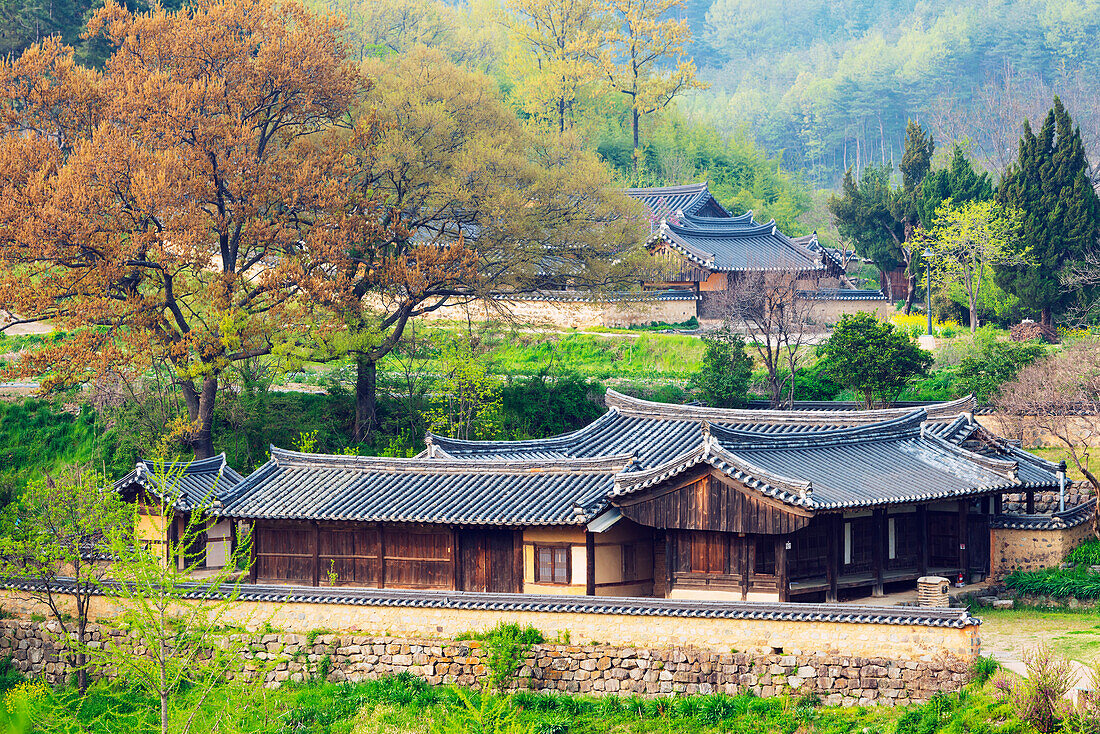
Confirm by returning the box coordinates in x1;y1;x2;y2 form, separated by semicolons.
623;183;885;319
114;454;244;570
215;393;1068;602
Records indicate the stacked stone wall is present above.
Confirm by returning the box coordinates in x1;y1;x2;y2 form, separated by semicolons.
991;521;1094;579
0;621;970;707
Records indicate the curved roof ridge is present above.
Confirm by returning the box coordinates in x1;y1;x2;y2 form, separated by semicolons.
682;209;754;225
138;453;227;474
269;445;634;474
665;219;780;238
918;432;1019;479
427;409;622;455
707;410;925;448
603;389;953;425
622;182;709;195
923;396;979;419
611;430;813;507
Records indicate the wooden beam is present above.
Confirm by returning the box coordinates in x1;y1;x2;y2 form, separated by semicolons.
917;506;928;577
776;536;789;603
825;516;838;603
958;500;969;582
312;521;321;587
585;531;595;596
872;509;885;597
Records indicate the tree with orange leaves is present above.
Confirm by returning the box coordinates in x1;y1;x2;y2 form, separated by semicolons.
308;47;644;441
0;0;369;458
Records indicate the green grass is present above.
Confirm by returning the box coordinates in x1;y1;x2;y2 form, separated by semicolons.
979;607;1100;662
0;671;1028;734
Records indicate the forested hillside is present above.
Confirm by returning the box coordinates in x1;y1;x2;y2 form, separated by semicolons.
693;0;1100;184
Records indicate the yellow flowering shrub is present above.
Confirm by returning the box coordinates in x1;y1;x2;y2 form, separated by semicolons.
890;313;961;338
3;677;48;714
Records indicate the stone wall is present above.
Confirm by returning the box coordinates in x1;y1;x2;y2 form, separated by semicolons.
991;521;1093;579
0;620;971;706
0;590;979;661
416;296;697;329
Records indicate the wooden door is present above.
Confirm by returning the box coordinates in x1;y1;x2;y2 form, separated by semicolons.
459;530;517;593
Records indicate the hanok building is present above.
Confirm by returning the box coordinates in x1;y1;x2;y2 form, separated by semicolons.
216;393;1074;602
115;454;244;570
623;183;888;320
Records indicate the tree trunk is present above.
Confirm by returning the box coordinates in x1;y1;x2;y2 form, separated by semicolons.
970;303;979;333
903;271;917;315
632;108;640;174
880;270;893;300
355;354;377;443
1042;307;1053;329
161;691;169;734
193;377;217;459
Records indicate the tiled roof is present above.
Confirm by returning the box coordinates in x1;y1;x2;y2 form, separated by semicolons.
114;454;244;512
494;289;698;303
218;448;632;525
623;182;731;222
652;219;824;272
991;502;1093;530
219;393;1059;524
798;289;887;301
611;412;1027;510
4;578;979;627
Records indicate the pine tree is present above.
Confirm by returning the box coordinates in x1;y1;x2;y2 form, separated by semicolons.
996;97;1100;327
892;120;934;313
917;145;994;229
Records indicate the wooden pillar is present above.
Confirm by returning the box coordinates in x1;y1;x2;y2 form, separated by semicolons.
452;529;462;592
249;522;258;584
776;536;789;602
825;517;839;603
872;509;885;597
229;519;238;563
311;521;321;587
513;530;523;594
1026;490;1035;514
740;535;751;601
585;531;596;596
917;506;928;576
958;500;969;582
377;525;386;589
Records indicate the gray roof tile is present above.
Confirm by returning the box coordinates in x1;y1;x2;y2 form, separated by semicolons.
114;454;243;512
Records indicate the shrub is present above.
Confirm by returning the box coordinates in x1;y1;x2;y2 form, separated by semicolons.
970;656;1000;685
480;623;544;692
998;647;1073;733
691;326;752;408
1067;540;1100;568
1005;568;1100;599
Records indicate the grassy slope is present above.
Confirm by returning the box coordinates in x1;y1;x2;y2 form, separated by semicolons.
0;672;1016;734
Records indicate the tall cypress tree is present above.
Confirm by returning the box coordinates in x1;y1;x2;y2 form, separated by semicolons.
917;145;994;229
996;97;1100;327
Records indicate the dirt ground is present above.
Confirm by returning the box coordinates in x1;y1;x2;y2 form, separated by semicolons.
980;608;1100;664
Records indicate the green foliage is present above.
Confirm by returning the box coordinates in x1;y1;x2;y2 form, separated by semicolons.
1067;540;1100;568
954;327;1047;403
691;327;753;408
426;339;503;441
433;687;522;734
828;165;905;275
918;146;994;230
791;360;844;401
819;313;934;407
996;97;1100;320
499;372;605;439
1005;568;1100;600
464;622;545;692
970;656;1000;686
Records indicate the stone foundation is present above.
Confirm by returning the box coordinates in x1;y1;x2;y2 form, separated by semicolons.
0;620;971;706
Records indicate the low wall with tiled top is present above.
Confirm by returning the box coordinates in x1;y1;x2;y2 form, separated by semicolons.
0;620;971;706
0;586;980;662
991;513;1093;578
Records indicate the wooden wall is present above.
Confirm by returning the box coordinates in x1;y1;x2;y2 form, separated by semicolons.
252;521;520;591
616;470;811;535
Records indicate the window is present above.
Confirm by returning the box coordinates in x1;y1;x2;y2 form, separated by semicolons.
535;545;570;584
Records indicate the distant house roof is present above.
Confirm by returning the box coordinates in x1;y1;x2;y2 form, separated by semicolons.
216;391;1062;526
114;454;244;512
653;218;826;273
624;182;731;223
